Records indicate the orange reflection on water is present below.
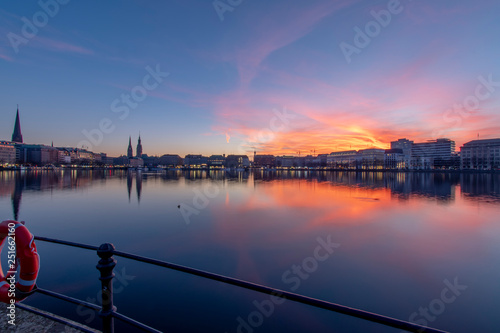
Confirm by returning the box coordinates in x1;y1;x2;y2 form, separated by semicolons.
204;176;500;285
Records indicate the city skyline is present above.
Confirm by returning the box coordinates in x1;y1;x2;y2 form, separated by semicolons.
1;1;500;157
1;108;497;159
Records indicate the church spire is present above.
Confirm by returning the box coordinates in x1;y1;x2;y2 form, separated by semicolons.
127;136;133;158
136;133;143;158
12;105;23;143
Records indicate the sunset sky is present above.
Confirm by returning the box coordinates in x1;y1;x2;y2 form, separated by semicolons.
1;0;500;157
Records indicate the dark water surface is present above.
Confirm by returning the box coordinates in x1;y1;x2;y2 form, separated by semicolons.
1;170;499;332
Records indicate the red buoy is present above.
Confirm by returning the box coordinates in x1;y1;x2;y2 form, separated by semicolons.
0;220;40;303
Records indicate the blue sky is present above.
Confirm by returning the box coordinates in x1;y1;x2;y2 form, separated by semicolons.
1;0;499;157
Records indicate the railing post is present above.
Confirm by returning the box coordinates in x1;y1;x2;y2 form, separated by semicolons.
96;243;117;333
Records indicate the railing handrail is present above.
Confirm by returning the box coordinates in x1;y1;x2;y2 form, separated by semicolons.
32;235;449;333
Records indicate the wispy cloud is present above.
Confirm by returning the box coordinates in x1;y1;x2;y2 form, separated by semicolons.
35;37;94;55
0;53;13;62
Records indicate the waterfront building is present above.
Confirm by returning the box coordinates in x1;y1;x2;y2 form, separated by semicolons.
327;150;358;169
129;157;144;168
384;149;406;169
275;156;295;168
14;144;59;165
461;138;500;170
70;148;94;163
390;138;413;168
184;154;208;168
253;154;276;168
159;154;183;167
113;156;129;166
208;155;226;168
93;153;102;163
58;149;71;164
357;149;385;169
302;155;319;168
0;141;16;164
12;107;23;143
225;155;250;168
315;154;329;168
410;138;455;169
102;155;115;165
141;155;159;167
294;156;306;168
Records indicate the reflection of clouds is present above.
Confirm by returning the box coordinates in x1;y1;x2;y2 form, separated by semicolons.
196;174;500;292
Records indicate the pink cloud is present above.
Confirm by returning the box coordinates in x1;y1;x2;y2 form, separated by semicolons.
0;53;13;62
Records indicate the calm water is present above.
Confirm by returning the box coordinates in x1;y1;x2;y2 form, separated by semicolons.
1;170;500;332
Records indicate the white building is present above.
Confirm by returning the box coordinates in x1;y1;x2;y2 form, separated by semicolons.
461;138;500;170
327;150;357;169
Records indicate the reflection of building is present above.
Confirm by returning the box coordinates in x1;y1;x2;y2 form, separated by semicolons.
136;171;142;202
127;171;132;201
461;138;500;170
11;172;24;220
387;172;458;202
0;141;16;164
460;173;500;200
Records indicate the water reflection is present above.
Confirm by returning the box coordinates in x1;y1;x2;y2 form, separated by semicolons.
1;170;499;221
1;169;499;332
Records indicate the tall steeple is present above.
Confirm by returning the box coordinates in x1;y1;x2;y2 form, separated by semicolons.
136;134;143;158
12;105;23;143
127;136;133;158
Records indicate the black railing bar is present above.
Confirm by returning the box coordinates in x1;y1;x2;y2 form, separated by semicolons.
34;236;99;251
33;236;447;333
16;303;99;333
36;287;101;311
112;311;163;333
111;250;448;333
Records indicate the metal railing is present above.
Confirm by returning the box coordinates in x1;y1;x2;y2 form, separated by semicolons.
19;235;449;333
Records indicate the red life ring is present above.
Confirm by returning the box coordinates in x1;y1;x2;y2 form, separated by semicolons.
0;220;40;303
